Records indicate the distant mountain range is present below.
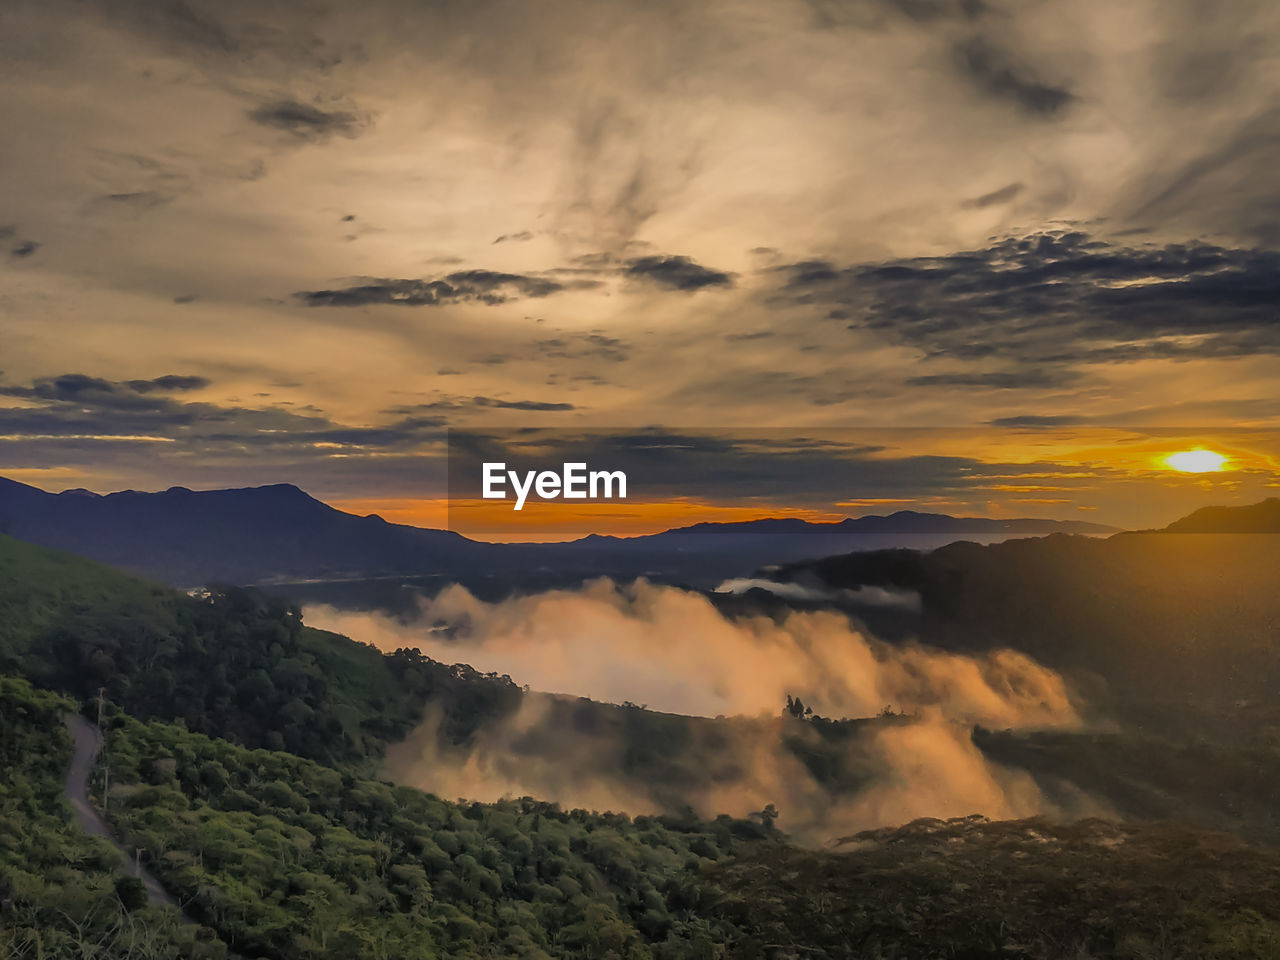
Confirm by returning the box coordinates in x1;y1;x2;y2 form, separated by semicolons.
609;512;1117;539
1;475;1114;590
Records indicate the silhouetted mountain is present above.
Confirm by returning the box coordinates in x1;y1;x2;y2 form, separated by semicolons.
1162;497;1280;533
0;476;479;586
0;474;1117;591
667;511;1115;535
769;505;1280;719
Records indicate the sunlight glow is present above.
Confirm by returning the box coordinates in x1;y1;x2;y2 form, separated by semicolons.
1163;450;1228;473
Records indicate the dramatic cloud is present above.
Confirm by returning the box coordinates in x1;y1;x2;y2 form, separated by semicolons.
777;231;1280;370
127;375;211;393
624;255;735;291
4;0;1280;515
954;39;1075;116
296;271;570;307
389;396;576;414
247;100;365;140
1;373;207;404
961;181;1023;209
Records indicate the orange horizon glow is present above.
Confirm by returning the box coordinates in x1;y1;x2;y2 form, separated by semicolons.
325;493;1091;542
330;497;866;541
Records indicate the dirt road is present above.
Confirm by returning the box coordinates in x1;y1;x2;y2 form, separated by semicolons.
63;714;180;910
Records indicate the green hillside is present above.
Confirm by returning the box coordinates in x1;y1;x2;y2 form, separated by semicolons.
9;673;1280;960
0;534;518;768
0;676;226;958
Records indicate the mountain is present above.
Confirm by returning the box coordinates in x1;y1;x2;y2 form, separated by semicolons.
655;511;1115;536
1162;496;1280;533
766;503;1280;719
0;476;480;587
0;474;1117;591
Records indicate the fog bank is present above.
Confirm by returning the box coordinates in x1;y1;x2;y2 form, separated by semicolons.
305;579;1091;839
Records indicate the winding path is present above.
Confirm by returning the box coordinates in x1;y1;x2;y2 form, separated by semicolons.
62;714;181;910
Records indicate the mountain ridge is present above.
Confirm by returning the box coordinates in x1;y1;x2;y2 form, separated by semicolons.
0;473;1115;589
1161;496;1280;533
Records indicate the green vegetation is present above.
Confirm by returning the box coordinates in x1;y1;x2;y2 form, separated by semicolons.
0;534;518;768
975;726;1280;843
8;529;1280;959
701;815;1280;959
0;676;226;959
99;707;776;960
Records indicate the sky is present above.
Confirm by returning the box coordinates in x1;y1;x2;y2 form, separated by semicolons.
2;0;1279;532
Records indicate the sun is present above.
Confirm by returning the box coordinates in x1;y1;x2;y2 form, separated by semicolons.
1163;449;1228;473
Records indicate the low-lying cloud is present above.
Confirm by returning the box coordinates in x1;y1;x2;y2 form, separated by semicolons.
307;579;1089;840
714;577;923;610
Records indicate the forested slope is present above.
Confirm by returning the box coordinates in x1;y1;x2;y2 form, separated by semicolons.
0;535;519;768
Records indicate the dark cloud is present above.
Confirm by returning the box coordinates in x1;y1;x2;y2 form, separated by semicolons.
624;255;735;291
444;427;1104;507
295;270;572;307
101;191;171;210
906;371;1078;390
0;373;450;458
493;231;534;244
961;182;1023;209
988;415;1085;428
776;230;1280;369
805;0;983;29
954;39;1075;117
247;100;365;140
9;241;40;258
477;398;575;412
536;333;630;363
390;396;576;414
126;375;211;393
1;373;211;404
889;0;985;20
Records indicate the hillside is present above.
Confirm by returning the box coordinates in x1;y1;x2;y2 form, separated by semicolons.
7;518;1280;956
0;534;518;767
703;815;1280;958
9;677;1280;960
769;522;1280;718
1162;497;1280;533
